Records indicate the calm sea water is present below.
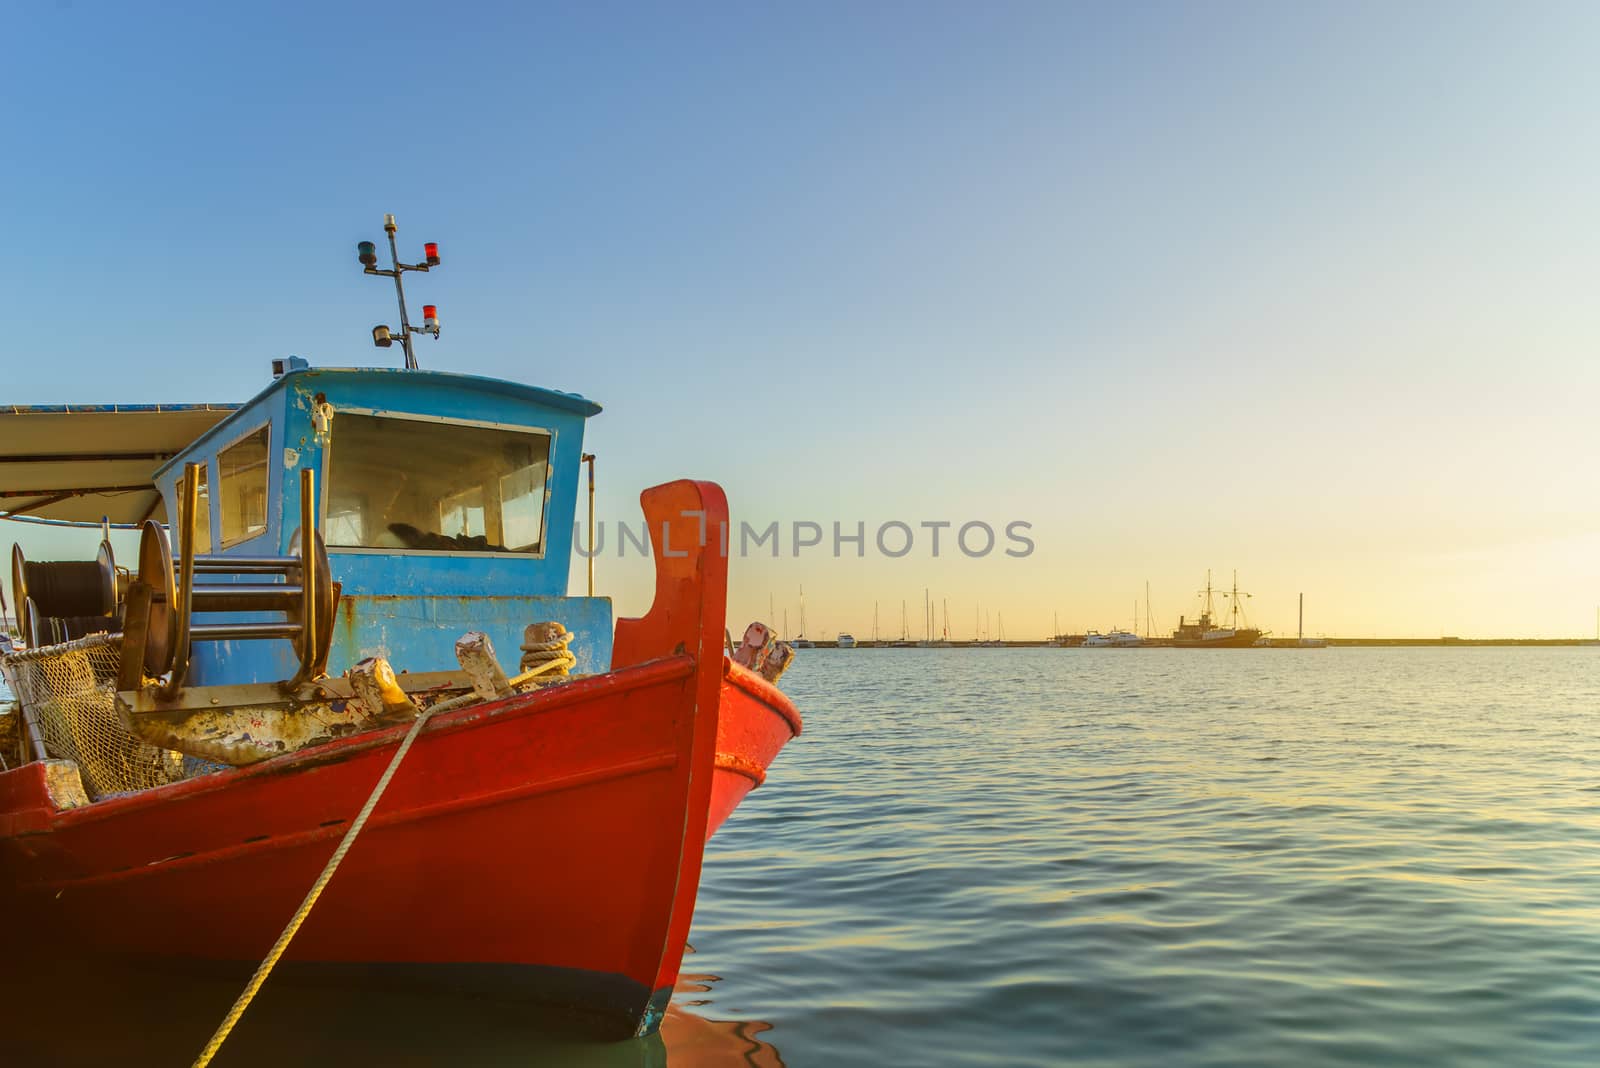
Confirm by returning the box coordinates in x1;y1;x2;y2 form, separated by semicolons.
9;649;1599;1066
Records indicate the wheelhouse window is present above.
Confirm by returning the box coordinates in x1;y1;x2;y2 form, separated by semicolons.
219;427;270;546
326;412;551;554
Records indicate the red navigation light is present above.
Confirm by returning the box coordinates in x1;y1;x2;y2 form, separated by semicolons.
424;242;440;266
358;241;378;268
423;305;439;331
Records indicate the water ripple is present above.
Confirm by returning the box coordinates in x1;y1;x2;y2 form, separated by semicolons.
689;648;1600;1066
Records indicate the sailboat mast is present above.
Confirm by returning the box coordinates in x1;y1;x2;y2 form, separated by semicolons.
1145;582;1152;639
1299;592;1304;641
943;598;949;640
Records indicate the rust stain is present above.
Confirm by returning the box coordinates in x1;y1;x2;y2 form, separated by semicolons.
713;751;766;787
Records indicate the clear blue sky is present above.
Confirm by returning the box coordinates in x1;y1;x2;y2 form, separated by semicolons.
6;2;1599;637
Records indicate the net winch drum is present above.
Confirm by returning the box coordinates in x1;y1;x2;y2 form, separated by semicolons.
11;540;120;647
133;519;336;679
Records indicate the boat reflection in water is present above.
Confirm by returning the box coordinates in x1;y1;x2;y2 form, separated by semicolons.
3;944;786;1066
660;952;788;1068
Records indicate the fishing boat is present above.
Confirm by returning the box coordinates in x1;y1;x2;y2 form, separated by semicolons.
0;216;803;1041
1172;570;1263;648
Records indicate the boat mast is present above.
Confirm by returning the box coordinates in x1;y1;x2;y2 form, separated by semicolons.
1221;571;1252;630
357;213;442;371
943;599;949;641
1299;593;1304;641
1145;582;1152;639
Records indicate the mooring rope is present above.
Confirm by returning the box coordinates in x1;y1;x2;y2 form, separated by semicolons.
190;649;580;1067
190;705;436;1067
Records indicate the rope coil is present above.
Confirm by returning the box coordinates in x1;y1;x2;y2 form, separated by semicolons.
519;621;576;677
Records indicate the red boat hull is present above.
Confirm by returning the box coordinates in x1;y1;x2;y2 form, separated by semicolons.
0;481;801;1037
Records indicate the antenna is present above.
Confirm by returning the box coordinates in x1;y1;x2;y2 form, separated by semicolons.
358;213;443;370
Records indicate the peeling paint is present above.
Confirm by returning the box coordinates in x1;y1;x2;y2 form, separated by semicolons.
42;759;91;810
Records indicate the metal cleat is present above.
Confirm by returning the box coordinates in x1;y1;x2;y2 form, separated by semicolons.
759;641;795;682
732;622;776;671
347;656;420;722
456;631;513;701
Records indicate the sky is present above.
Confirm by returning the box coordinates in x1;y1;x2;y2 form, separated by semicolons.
4;1;1599;639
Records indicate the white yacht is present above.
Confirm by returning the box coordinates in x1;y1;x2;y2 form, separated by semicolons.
1083;629;1142;647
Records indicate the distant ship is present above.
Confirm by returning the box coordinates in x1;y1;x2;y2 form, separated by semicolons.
889;600;915;647
1172;570;1263;648
837;633;856;648
791;585;814;648
1082;629;1142;647
916;591;952;647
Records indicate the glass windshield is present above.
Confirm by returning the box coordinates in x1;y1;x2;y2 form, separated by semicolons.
326;412;551;553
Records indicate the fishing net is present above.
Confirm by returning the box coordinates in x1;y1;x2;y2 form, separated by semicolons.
0;633;186;798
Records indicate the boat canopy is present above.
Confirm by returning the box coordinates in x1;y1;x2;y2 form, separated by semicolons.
0;404;237;525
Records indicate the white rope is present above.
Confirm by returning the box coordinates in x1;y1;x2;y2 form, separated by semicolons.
191;637;580;1065
191;706;436;1067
